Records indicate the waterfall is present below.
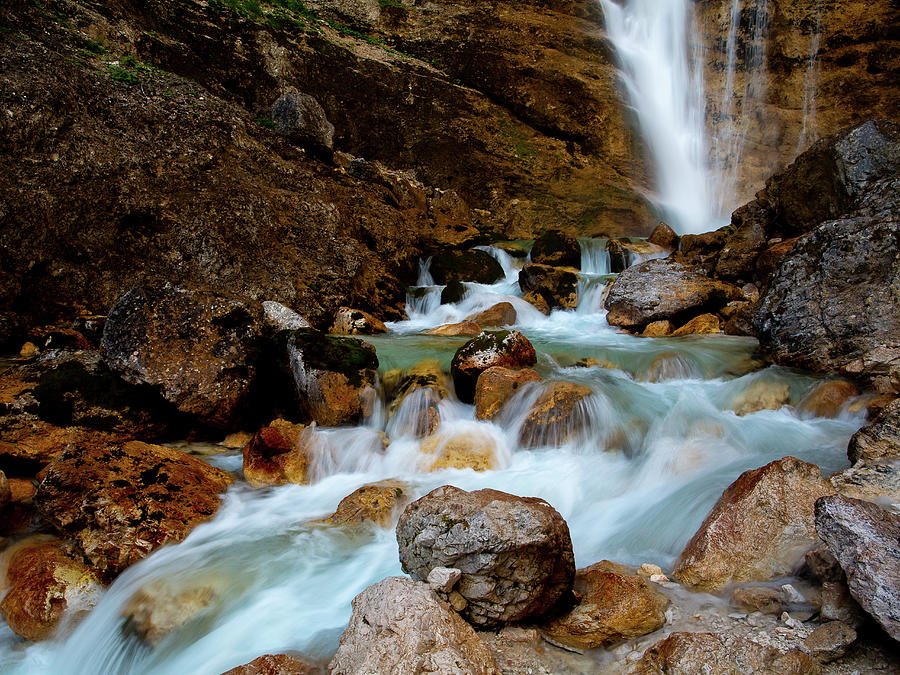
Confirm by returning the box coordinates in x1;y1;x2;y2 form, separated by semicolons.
597;0;713;234
795;0;822;155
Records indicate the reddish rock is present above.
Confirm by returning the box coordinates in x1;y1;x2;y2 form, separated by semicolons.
474;366;541;421
242;419;310;487
647;222;679;250
451;330;537;403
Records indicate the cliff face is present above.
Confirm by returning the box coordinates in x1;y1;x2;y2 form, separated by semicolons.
696;0;900;210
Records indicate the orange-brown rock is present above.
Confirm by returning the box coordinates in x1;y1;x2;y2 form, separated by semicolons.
0;477;38;536
671;313;722;336
423;321;483;337
330;307;387;335
729;379;791;416
242;419;309;488
518;264;578;310
756;238;800;282
647;222;679;251
641;320;674;337
541;561;669;649
0;538;103;641
673;456;834;591
731;586;784;615
519;381;593;448
419;429;499;472
34;441;232;576
629;632;822;675
641;353;697;383
124;576;225;646
321;480;411;528
796;380;859;418
521;291;551;316
451;330;537;403
468;302;517;328
222;654;322;675
0;469;9;509
474;366;542;421
848;398;900;464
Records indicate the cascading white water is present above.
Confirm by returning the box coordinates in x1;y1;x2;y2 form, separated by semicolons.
795;0;822;154
597;0;714;234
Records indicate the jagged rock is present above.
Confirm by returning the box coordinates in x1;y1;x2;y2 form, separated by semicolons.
221;653;321;675
321;480;411;528
642;320;674;337
262;301;311;331
419;429;498;472
0;538;103;641
474;366;541;421
270;91;335;160
804;544;843;583
423;321;482;337
124;576;224;646
629;632;822;675
755;213;900;393
605;258;741;330
450;330;537;403
848;399;900;463
429;250;504;286
530;230;580;269
330;307;387;335
541;560;669;649
671;313;721;336
673;456;834;591
815;494;900;640
328;576;498;675
242;419;309;487
0;420;123;471
729;379;791;416
34;441;232;576
518;264;579;310
468;302;516;328
285;330;378;427
396;486;574;627
830;462;900;505
803;621;857;663
796;380;858;418
647;222;679;250
518;381;593;448
732;586;784;615
714;217;768;282
101;283;263;429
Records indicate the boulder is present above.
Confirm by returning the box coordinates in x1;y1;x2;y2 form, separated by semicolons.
101;283;262;429
803;621;857;663
829;462;900;505
34;441;232;576
796;380;858;418
679;229;729;261
468;302;516;328
450;330;537;403
0;477;37;537
518;264;578;310
754;213;900;393
670;313;721;336
474;366;541;421
641;320;674;338
0;420;123;471
396;486;574;627
429;250;504;286
388;359;451;438
242;419;310;487
641;353;697;383
673;456;834;592
321;480;411;528
328;576;498;675
541;560;669;649
440;280;467;305
419;429;499;472
731;586;784;615
518;381;593;448
605;258;741;330
124;576;224;646
270;91;335;160
261;301;311;332
529;230;580;269
222;654;321;675
285;330;378;426
729;379;791;416
815;494;900;640
423;321;482;337
0;539;103;641
521;291;551;316
714;217;768;282
647;222;679;250
606;239;668;273
848;399;900;463
629;632;822;675
330;307;387;335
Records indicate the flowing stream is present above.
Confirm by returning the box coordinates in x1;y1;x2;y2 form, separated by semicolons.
0;244;866;674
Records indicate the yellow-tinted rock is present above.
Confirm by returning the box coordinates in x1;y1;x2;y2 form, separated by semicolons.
642;320;674;337
522;291;551;315
468;302;517;327
797;380;859;418
124;577;223;646
221;431;253;449
519;381;592;447
420;430;498;472
642;352;697;382
423;321;483;337
243;419;309;487
671;313;721;336
730;379;791;416
474;366;541;420
18;342;39;359
322;480;411;528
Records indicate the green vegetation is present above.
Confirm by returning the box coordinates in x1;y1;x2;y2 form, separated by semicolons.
104;55;155;86
254;116;275;130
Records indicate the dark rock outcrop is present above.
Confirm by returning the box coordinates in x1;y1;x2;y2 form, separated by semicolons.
270;91;335;160
529;230;580;269
429;250;504;286
518;264;579;310
848;399;900;464
450;330;537;403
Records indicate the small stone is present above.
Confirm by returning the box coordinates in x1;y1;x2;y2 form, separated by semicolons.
803;621;857;663
427;567;462;593
649;574;669;584
781;611;803;629
732;587;783;615
804;543;843;582
19;342;38;359
780;584;806;605
221;431;252;449
638;563;664;578
448;591;468;612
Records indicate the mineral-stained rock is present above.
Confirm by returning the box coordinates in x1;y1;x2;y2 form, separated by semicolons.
521;291;551;316
647;222;679;251
450;330;537;403
419;429;498;472
518;381;593;448
468;302;517;328
530;230;580;269
605;258;741;330
430;250;504;286
518;264;579;310
34;441;232;576
803;621;857;663
330;307;387;335
321;480;411;528
221;653;321;675
671;313;721;336
0;538;103;641
642;320;675;337
829;461;900;505
270;91;335;160
423;321;482;337
474;366;541;421
101;283;262;429
328;576;499;675
848;398;900;463
242;419;309;487
673;457;834;591
628;631;822;675
541;560;669;649
796;380;858;418
396;486;574;627
815;494;900;640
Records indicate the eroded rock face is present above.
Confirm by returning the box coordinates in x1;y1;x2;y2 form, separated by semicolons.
605;258;741;330
673;456;834;591
451;331;537;404
815;494;900;640
518;381;593;448
474;366;542;421
270;91;334;160
242;419;309;487
328;576;498;675
35;441;232;576
396;486;574;627
101;284;262;429
541;561;669;649
848;399;900;464
518;264;579;310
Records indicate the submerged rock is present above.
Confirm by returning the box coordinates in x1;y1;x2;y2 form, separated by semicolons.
389;359;451;438
124;576;224;646
518;381;593;448
330;307;387;335
429;250;504;286
518;264;578;310
474;366;541;421
673;456;834;591
529;230;580;269
848;398;900;463
729;379;791;416
328;576;498;675
419;429;498;472
242;419;309;487
450;330;537;403
396;485;574;627
796;380;858;418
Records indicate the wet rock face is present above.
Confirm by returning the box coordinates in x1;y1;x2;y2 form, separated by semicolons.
429;250;504;286
451;330;537;404
848;398;900;464
518;381;593;448
321;480;411;528
102;284;263;429
605;258;741;330
34;441;232;576
518;264;579;310
815;494;900;641
529;230;580;269
754;213;900;393
242;419;309;487
396;486;574;627
468;302;517;328
328;576;498;675
474;366;541;421
270;91;335;160
673;456;834;592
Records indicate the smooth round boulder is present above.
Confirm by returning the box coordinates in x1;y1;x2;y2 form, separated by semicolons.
423;321;482;337
647;222;679;250
396;485;575;627
451;330;537;403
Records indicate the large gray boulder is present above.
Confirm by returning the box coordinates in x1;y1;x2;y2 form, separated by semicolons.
396;486;574;627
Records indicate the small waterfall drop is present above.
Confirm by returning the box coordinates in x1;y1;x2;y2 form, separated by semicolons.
795;0;822;155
